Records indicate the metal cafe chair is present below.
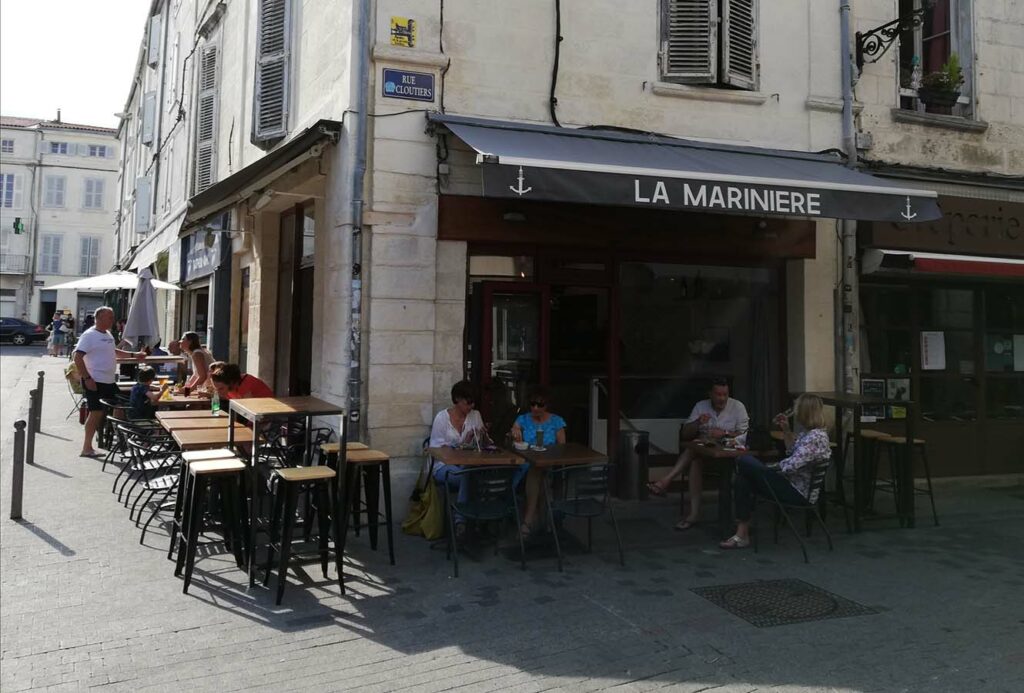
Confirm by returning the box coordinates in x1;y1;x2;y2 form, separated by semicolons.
752;456;834;564
544;462;624;572
445;465;525;578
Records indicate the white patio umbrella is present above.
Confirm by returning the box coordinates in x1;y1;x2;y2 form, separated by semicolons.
44;270;180;292
122;268;163;347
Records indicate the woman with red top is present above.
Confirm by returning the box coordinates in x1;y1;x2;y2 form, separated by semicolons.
210;363;273;400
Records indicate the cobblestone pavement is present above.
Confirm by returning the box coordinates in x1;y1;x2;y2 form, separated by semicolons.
2;355;1023;692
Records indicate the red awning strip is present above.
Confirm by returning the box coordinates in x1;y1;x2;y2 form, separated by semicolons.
913;258;1024;277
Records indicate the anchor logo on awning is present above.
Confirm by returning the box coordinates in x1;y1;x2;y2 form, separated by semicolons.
509;166;532;196
901;196;917;221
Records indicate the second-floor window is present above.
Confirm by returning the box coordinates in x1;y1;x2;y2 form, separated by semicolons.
0;173;21;208
87;144;108;157
44;176;66;207
1;139;13;154
898;0;973;117
83;178;105;209
39;235;62;274
49;141;69;155
79;237;100;276
660;0;759;91
252;0;291;146
193;42;220;193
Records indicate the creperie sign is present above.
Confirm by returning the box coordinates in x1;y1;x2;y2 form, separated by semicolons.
872;197;1023;256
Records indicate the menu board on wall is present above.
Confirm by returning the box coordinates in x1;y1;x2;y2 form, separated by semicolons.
921;331;946;370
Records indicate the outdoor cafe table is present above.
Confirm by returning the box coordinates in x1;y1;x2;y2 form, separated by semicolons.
228;396;347;587
427;447;521;467
155;410;220;421
171;426;254;451
159;417;240;431
512;442;608;469
153;395;210;409
115;355;187;365
803;391;916;531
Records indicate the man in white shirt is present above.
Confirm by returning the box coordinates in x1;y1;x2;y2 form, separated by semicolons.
74;306;146;458
647;378;749;530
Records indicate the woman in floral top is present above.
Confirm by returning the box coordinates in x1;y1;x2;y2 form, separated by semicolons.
720;394;832;549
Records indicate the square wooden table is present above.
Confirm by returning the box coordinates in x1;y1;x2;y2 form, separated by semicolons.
154;395;210;409
116;355;187;365
156;410;220;421
160;417;241;431
228;396;347;587
427;447;521;467
513;443;607;469
681;439;776;538
171;427;254;451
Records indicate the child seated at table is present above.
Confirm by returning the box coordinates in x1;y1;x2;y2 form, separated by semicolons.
129;367;170;420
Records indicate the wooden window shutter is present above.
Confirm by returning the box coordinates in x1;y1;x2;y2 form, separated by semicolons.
252;0;290;145
135;177;152;234
660;0;717;83
721;0;758;90
193;44;219;194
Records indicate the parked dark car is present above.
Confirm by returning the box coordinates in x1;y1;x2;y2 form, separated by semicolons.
0;317;48;345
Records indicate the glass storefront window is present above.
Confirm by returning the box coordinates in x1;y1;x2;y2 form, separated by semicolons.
864;329;912;374
985;333;1019;373
986;376;1024;419
468;256;534;281
919;288;974;329
920;376;978;422
862;286;911;327
986;286;1024;330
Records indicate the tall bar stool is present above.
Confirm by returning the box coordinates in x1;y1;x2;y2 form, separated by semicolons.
842;429;889;511
173;457;248;594
875;435;939;526
167;449;240;561
334;449;396;566
263;465;343;604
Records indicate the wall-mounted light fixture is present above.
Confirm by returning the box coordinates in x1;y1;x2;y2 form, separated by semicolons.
856;0;936;72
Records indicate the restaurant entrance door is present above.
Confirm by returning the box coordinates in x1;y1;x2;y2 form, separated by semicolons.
478;280;609;446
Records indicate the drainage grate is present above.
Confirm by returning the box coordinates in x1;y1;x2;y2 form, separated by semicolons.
691;578;877;628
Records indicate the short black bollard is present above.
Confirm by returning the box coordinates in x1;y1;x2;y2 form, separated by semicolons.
35;370;45;432
26;389;38;466
11;420;26;520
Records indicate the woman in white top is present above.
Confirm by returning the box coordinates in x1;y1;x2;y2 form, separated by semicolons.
430;380;486;535
178;331;215;394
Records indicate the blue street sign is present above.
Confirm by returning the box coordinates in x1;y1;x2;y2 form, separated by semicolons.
382;68;435;102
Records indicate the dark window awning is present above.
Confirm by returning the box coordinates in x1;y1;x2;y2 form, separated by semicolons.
185;119;342;228
865;250;1024;278
430;114;941;223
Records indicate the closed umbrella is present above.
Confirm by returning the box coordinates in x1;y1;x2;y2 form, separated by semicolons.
122;268;162;347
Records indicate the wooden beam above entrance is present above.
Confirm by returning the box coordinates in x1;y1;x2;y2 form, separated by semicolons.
438;195;816;262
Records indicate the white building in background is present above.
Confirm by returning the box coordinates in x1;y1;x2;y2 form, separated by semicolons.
0;115;118;325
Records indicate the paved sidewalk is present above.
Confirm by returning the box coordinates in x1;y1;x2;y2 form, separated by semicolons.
1;356;1023;692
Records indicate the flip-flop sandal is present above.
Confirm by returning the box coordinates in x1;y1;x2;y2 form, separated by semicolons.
719;535;750;549
646;482;667;497
674;519;700;531
79;452;102;459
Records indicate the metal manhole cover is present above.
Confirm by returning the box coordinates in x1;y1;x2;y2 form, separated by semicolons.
691;578;877;628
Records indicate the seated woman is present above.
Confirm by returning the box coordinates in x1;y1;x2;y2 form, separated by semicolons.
510;387;566;537
429;380;487;537
719;393;832;549
177;331;215;395
128;366;170;420
210;363;273;400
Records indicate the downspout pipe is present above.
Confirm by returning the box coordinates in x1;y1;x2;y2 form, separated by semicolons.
838;0;860;395
347;0;372;440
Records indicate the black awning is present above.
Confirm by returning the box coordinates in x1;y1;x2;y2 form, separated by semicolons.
185;119;342;226
430;114;941;223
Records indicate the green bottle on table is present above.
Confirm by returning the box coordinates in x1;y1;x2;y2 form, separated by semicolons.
211;390;221;416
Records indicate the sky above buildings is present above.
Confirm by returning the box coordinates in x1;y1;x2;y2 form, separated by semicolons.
0;0;151;128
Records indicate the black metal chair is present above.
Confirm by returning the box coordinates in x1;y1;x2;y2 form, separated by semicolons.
445;465;525;578
752;457;834;563
544;463;624;572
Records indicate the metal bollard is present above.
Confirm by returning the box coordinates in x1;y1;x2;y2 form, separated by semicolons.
11;420;26;520
35;370;45;432
26;389;38;466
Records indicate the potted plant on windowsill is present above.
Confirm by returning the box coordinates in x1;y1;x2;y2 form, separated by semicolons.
916;54;964;110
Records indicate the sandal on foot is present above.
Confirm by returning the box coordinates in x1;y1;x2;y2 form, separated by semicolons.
719;535;750;550
646;481;667;497
674;519;700;531
519;523;535;539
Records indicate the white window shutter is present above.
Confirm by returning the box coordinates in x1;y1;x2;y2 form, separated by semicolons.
135;177;152;234
661;0;717;83
252;0;290;144
148;15;162;66
142;91;157;145
193;44;219;193
38;141;48;156
721;0;758;90
13;175;23;209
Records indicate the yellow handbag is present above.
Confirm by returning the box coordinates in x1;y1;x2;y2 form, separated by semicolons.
401;460;445;540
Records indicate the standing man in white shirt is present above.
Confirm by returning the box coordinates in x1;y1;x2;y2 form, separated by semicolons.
646;377;749;530
74;306;146;458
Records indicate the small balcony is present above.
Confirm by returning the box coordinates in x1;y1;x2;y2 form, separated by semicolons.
0;254;31;274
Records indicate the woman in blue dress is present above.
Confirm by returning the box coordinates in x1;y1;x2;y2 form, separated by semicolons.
511;387;566;537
